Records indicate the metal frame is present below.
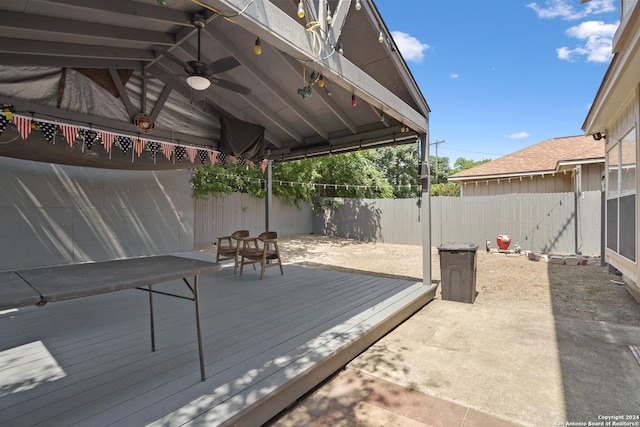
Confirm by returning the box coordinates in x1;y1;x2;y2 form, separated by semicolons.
137;275;206;381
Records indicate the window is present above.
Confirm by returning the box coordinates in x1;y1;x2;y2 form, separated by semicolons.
606;127;636;261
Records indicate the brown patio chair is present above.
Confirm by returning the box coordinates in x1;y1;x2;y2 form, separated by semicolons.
239;231;284;279
216;230;250;273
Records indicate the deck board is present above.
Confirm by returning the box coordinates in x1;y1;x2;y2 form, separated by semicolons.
0;259;436;427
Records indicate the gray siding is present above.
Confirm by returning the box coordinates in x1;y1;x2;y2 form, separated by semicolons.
193;193;313;248
0;156;193;270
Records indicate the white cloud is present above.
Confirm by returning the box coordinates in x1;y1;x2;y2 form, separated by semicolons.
506;132;530;139
526;0;616;20
391;31;430;63
449;73;459;79
557;20;618;62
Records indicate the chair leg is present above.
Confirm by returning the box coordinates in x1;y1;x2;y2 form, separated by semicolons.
239;255;245;276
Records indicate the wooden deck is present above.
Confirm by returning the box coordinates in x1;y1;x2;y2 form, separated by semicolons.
0;253;437;427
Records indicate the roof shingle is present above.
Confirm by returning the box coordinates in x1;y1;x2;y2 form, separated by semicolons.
449;135;604;179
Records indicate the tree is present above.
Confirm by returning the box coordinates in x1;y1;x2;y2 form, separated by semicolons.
191;160;264;200
452;157;491;173
429;155;450;184
430;182;460;197
191;150;394;204
374;144;421;198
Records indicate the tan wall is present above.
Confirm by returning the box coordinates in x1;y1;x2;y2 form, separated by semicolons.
459;173;573;197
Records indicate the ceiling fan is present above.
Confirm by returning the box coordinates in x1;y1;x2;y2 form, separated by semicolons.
157;14;251;95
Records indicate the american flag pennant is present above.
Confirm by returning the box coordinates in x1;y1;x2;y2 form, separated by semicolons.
260;159;268;173
116;135;132;155
237;156;246;166
198;149;208;164
0;113;11;137
148;141;159;158
208;151;218;165
217;152;227;164
100;131;115;153
13;116;32;141
160;142;173;161
82;129;98;150
186;146;197;163
175;145;186;162
134;138;146;157
37;121;57;143
60;124;78;147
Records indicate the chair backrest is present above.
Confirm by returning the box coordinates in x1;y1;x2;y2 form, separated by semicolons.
258;231;277;241
231;230;250;239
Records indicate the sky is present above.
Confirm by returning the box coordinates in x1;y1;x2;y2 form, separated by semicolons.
374;0;620;162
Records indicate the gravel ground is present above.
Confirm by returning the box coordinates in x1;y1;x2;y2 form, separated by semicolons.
276;234;640;325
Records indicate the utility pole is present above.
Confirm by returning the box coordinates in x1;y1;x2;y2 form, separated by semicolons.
429;140;445;183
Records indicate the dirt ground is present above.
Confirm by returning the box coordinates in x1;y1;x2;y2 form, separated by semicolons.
274;234;640;326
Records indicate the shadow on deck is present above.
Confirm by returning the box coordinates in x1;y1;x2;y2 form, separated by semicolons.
0;253;437;426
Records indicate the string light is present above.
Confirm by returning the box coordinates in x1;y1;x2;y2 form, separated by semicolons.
297;0;305;18
253;37;262;55
355;0;361;11
318;75;324;87
207;171;424;192
336;42;344;55
378;31;384;44
351;94;357;106
326;4;333;25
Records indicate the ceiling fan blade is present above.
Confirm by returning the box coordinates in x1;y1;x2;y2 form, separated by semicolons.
155;48;192;72
210;78;251;95
208;56;241;75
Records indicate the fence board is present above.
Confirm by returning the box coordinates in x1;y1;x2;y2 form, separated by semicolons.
194;192;602;255
193;193;312;248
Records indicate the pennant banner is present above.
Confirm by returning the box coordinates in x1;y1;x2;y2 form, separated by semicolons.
60;124;78;147
134;138;146;157
208;151;218;165
186;146;197;163
160;142;173;161
14;116;32;141
0;113;10;137
100;131;115;153
6;111;227;167
175;146;186;162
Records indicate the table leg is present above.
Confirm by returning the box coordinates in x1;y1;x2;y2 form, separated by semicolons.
194;275;206;381
149;285;155;352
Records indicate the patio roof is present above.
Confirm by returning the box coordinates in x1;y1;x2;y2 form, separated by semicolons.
0;0;430;170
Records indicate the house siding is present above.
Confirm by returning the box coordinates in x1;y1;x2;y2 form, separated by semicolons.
459;173;574;197
603;88;640;301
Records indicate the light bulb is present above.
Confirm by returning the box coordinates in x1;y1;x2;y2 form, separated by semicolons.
253;37;262;55
355;0;361;11
378;31;384;44
318;75;324;88
326;13;333;25
297;0;304;18
336;42;344;55
351;94;357;107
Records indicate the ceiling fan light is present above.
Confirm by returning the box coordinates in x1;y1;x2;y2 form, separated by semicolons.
186;75;211;90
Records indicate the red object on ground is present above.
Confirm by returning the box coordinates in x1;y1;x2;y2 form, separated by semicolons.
496;235;511;250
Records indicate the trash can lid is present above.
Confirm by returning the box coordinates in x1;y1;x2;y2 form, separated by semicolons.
438;242;478;252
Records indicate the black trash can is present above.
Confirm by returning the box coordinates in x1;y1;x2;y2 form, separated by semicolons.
438;243;478;303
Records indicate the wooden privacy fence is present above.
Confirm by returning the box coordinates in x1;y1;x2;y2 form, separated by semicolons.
194;192;602;255
193;193;313;248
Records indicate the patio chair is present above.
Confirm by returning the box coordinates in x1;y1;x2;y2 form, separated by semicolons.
239;231;284;279
216;230;250;273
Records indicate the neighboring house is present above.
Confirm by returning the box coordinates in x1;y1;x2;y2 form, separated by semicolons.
582;0;640;302
448;135;604;197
